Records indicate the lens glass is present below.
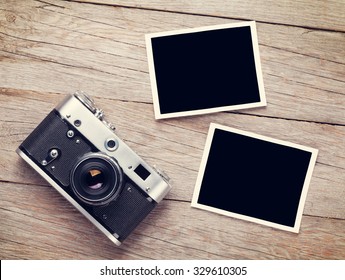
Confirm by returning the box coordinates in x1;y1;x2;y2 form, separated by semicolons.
71;154;123;205
84;169;104;190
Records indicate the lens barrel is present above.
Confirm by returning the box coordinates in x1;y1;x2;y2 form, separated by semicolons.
71;153;123;205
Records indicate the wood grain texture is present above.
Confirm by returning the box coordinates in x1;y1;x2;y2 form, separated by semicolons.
1;0;344;124
0;0;344;259
1;181;345;260
69;0;345;31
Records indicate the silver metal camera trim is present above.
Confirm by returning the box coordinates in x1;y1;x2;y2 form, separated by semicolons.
16;148;122;246
55;93;171;203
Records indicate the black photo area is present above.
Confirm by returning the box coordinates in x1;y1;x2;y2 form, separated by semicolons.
198;128;312;228
151;26;261;114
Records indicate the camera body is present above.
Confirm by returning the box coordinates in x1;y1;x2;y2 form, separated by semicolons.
17;92;171;245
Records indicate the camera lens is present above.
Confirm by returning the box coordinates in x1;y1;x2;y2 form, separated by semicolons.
71;153;123;205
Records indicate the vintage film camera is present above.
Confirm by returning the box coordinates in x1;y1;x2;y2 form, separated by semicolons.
17;92;171;245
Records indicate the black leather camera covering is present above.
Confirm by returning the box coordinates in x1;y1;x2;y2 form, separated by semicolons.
20;110;93;187
19;110;156;242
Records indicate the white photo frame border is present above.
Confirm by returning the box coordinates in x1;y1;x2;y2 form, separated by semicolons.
191;123;318;233
145;21;267;120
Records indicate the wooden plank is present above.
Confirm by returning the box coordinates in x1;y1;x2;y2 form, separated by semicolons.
1;181;344;259
1;89;345;220
0;0;344;124
67;0;345;32
1;0;345;260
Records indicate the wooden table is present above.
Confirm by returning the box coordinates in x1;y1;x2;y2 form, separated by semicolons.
1;0;344;259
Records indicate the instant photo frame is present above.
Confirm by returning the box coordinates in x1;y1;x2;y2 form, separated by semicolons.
145;21;266;119
192;123;318;233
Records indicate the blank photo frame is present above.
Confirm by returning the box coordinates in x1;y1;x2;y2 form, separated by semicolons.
145;21;266;119
192;123;318;233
